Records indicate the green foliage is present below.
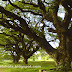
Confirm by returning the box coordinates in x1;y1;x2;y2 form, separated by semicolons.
5;1;41;12
0;48;12;61
29;49;50;61
0;26;40;63
32;26;44;37
3;52;12;60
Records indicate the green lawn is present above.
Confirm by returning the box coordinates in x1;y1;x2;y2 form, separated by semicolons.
0;61;72;72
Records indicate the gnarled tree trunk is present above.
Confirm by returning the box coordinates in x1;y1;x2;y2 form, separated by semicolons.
13;55;20;63
23;58;28;64
55;33;71;71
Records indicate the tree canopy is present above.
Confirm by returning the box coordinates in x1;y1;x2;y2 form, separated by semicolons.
0;0;72;71
0;27;39;63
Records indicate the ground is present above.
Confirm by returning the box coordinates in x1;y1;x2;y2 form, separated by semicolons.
0;60;72;72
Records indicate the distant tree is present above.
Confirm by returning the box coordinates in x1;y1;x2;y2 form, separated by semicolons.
0;47;12;61
0;29;21;63
0;28;39;64
2;51;12;60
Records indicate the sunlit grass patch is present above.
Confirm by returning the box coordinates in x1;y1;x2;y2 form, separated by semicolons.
0;61;55;72
0;61;72;72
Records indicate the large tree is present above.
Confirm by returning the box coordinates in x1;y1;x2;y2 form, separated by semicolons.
0;28;39;64
0;0;72;71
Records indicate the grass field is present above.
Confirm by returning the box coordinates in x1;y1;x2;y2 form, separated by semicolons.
0;61;72;72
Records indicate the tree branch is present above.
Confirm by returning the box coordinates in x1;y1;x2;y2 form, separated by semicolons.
0;21;26;34
52;0;66;33
63;11;72;29
61;0;72;12
8;0;42;16
0;6;56;55
0;32;18;41
48;28;57;33
38;0;46;13
28;46;39;58
0;44;5;46
22;1;39;7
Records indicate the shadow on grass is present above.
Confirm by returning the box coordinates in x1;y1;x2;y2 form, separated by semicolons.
0;61;72;72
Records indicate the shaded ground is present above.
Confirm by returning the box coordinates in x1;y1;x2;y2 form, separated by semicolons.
0;61;72;72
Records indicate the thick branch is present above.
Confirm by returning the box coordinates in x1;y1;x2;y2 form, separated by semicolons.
0;44;5;46
63;11;72;29
0;32;18;41
0;6;56;55
52;0;66;33
22;1;39;7
38;0;46;13
0;20;28;35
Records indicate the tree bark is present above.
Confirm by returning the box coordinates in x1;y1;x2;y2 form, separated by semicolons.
13;55;20;63
55;52;71;71
55;33;71;71
23;58;28;64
